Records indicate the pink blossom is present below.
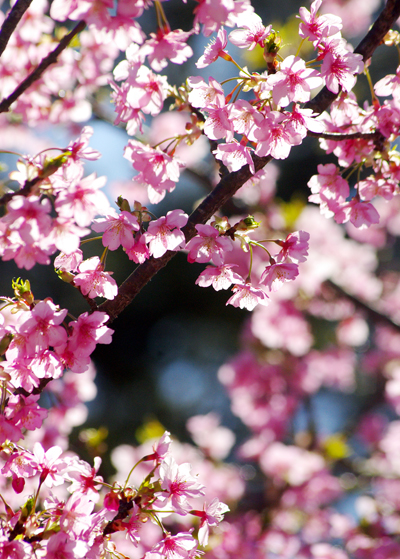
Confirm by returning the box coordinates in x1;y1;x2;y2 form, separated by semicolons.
321;48;364;94
55;171;110;227
47;218;89;255
186;413;235;460
186;224;233;264
126;65;168;116
259;442;325;486
66;125;101;163
17;299;68;352
66;456;103;502
158;456;205;514
196;28;228;68
187;76;225;110
344;198;380;229
54;249;83;273
275;230;310;263
298;0;342;45
252;111;302;159
60;492;95;532
260;262;299;291
267;55;323;106
124;140;185;204
74;257;118;300
92;209;139;250
125;233;151;263
145;532;199;559
226;282;269;311
229;12;271;50
204;102;234;141
144;209;188;258
375;66;400;99
141;29;193;72
196;264;243;290
44;532;89;559
4;195;52;244
193;0;236;36
213;140;255;173
196;498;230;546
67;311;113;358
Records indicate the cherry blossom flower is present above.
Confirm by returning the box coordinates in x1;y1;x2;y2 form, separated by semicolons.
252;111;302;159
158;456;205;514
55;171;110;228
298;0;342;46
54;249;83;273
92;209;139;250
196;498;230;546
320;47;364;94
66;125;101;163
74;257;118;300
44;532;89;559
126;65;168;116
141;29;194;72
67;311;114;358
66;456;103;502
144;209;188;258
229;12;271;50
267;55;323;106
186;224;233;264
213;140;255;173
187;76;225;110
344;199;380;229
145;532;199;559
226;282;269;311
260;262;299;291
196;28;228;68
124;140;185;204
16;299;68;352
196;264;243;290
275;230;310;263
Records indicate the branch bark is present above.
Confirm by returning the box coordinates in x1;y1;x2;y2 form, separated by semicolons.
99;155;272;322
0;0;33;59
0;20;86;114
98;0;400;323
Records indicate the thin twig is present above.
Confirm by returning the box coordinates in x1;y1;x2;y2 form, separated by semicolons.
325;279;400;334
0;20;86;114
0;0;33;59
307;130;384;142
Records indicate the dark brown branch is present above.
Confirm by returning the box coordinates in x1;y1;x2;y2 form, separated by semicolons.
325;279;400;334
0;0;33;58
307;130;384;142
305;0;400;115
98;154;272;322
0;176;43;206
0;20;86;114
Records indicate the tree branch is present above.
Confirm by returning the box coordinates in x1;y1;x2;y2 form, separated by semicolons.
0;0;33;58
307;130;385;142
98;154;272;322
98;1;400;324
0;20;86;114
325;279;400;334
305;0;400;115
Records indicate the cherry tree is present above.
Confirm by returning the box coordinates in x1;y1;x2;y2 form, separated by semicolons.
0;0;400;557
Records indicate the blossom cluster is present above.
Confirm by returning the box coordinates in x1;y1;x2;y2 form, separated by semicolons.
0;428;229;558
